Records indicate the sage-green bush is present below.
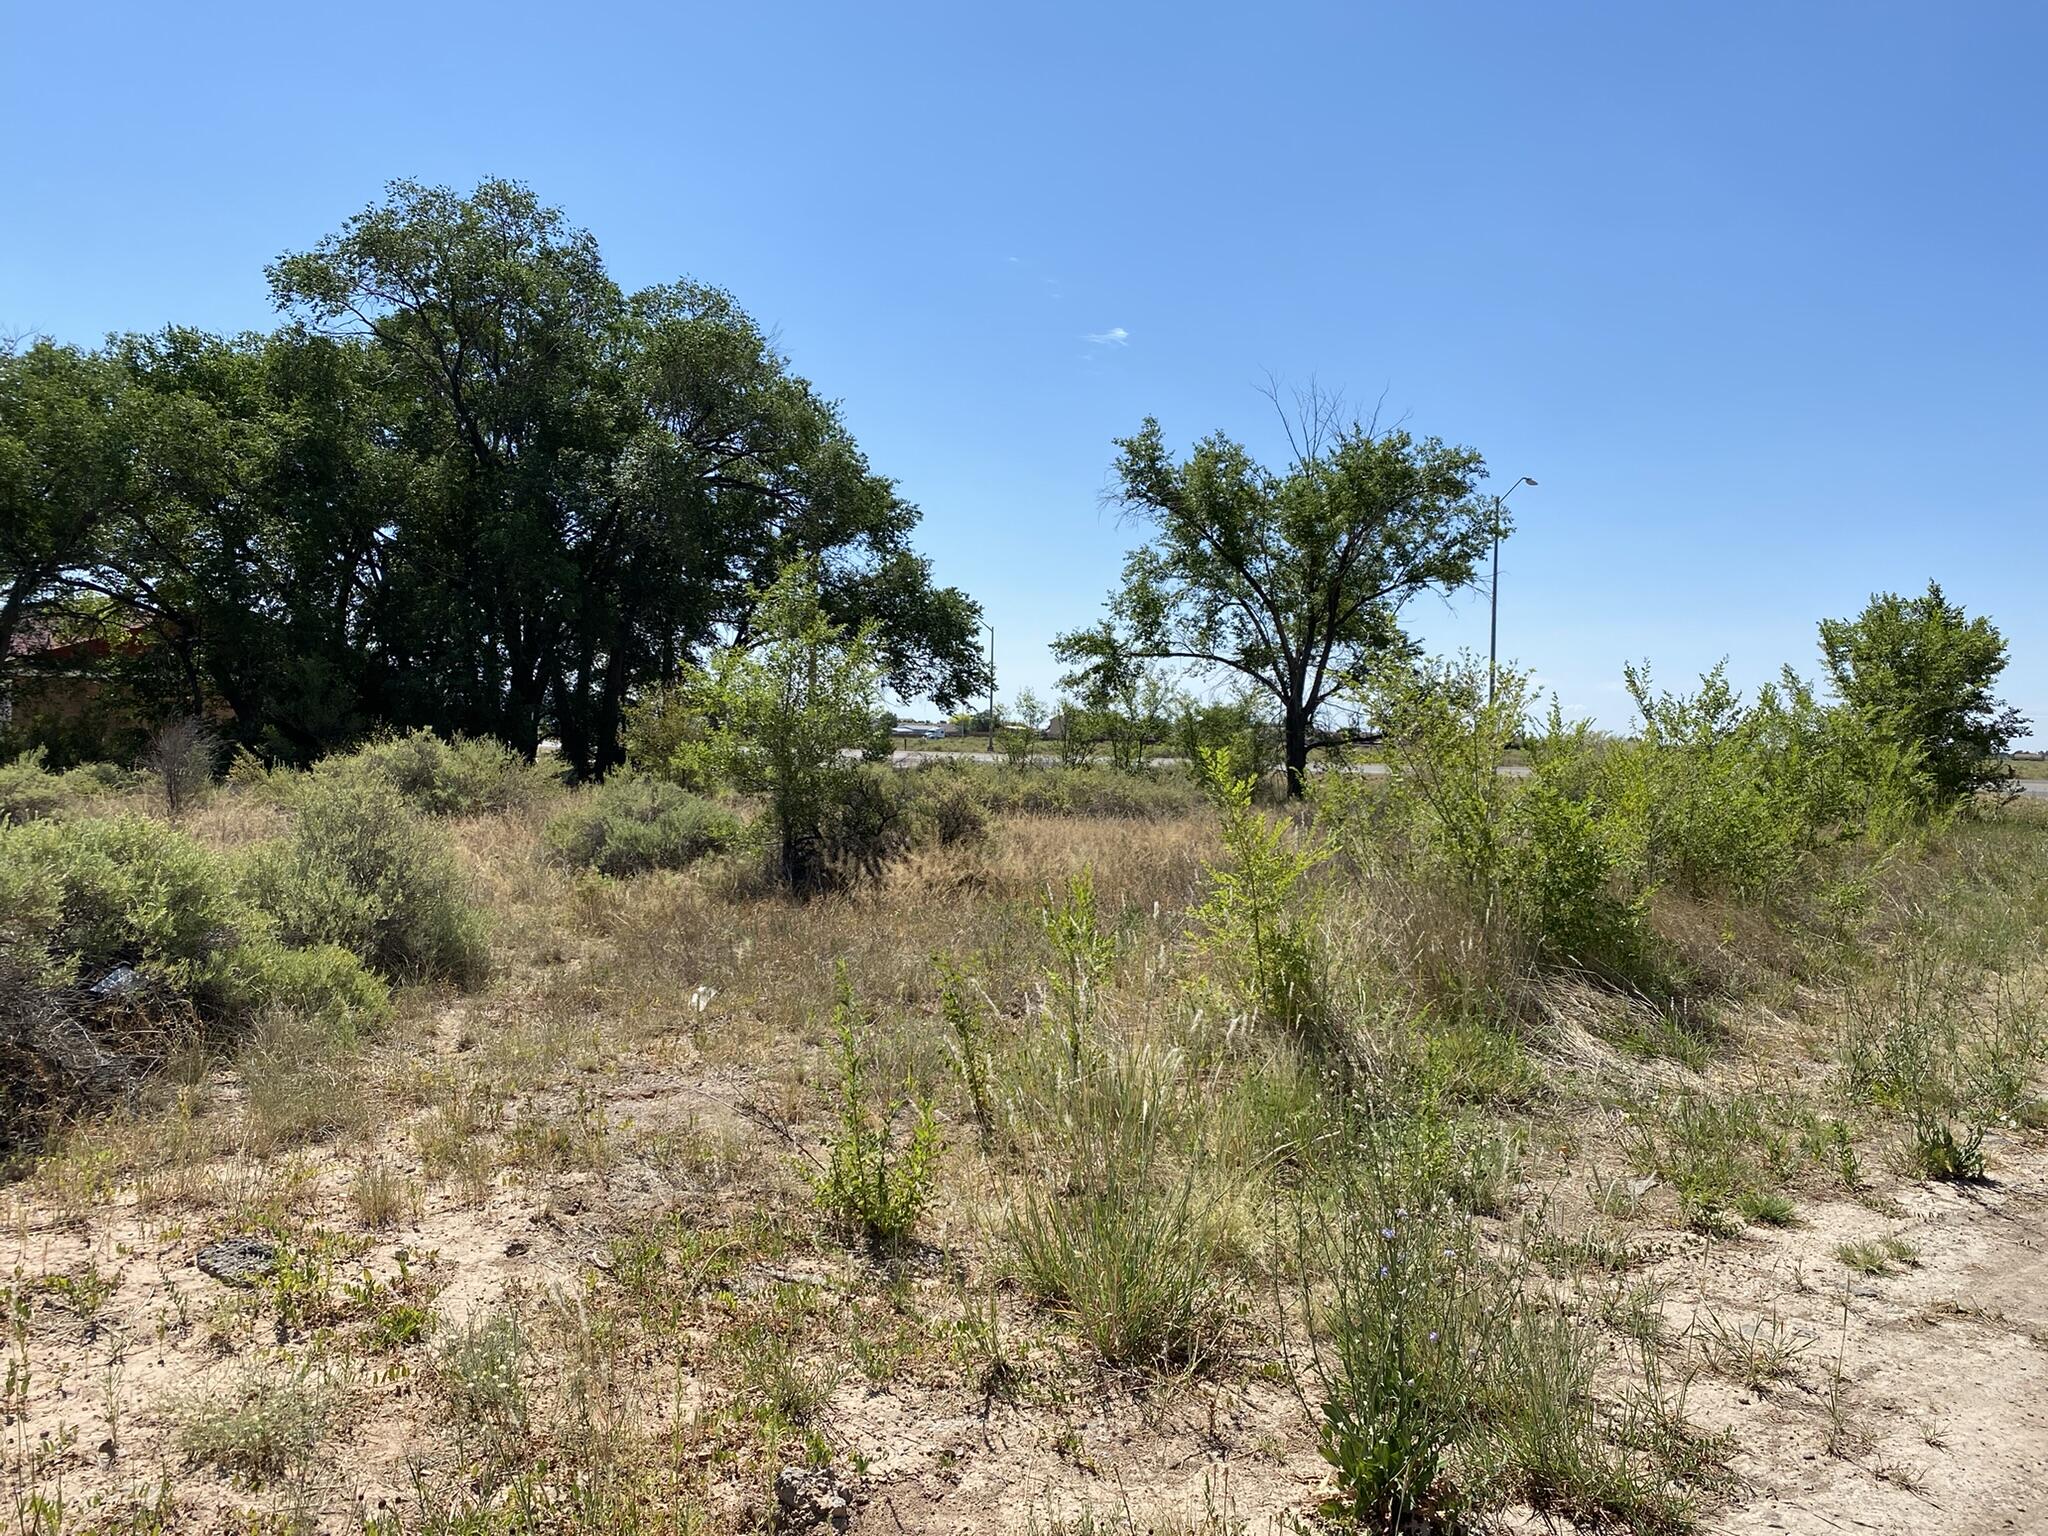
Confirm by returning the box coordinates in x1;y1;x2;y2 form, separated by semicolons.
245;773;488;984
318;729;558;817
0;812;389;1147
541;775;740;877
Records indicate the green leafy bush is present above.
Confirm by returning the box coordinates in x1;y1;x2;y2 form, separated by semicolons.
1191;747;1330;1037
541;775;740;876
1820;580;2026;805
245;773;489;984
0;813;388;1149
809;968;939;1249
639;560;899;891
2;813;273;1011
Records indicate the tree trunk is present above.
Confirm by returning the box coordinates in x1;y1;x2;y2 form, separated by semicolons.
1283;706;1309;798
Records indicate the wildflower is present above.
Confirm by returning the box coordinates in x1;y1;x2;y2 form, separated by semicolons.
1381;1227;1397;1240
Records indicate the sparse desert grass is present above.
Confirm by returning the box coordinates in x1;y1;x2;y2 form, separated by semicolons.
1835;1235;1920;1276
173;1364;340;1485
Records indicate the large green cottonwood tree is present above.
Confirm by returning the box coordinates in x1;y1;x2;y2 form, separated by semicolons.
2;180;985;773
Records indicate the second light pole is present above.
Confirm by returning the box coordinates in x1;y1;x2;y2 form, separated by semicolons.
984;622;996;753
1488;476;1537;705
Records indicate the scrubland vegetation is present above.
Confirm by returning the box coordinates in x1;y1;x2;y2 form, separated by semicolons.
5;587;2045;1535
5;180;2044;1535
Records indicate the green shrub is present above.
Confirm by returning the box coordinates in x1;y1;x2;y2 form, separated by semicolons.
241;942;390;1045
0;750;71;823
1820;581;2025;806
1041;870;1117;1067
809;969;939;1249
57;761;138;798
324;728;557;816
647;560;893;892
907;775;990;846
0;813;388;1152
245;773;488;984
541;775;740;876
1596;664;1812;899
1191;747;1330;1038
812;763;913;886
0;813;266;1010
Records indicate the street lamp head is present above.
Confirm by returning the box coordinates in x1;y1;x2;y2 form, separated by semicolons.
1520;477;1538;488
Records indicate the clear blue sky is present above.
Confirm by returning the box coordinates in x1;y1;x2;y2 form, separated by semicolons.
5;2;2043;738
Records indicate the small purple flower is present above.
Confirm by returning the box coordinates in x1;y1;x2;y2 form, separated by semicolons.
1381;1227;1397;1240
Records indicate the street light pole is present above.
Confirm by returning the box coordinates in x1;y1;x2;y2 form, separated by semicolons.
985;623;996;753
1488;476;1537;705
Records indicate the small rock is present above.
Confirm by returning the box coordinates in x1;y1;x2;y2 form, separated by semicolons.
196;1235;279;1286
773;1465;855;1530
504;1238;530;1258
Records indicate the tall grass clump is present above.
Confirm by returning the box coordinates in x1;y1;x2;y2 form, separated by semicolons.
244;772;489;984
1298;1116;1703;1531
1005;1048;1236;1370
541;773;740;876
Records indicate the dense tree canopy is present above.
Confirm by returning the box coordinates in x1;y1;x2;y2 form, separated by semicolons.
0;179;984;774
1056;396;1494;794
1819;581;2027;804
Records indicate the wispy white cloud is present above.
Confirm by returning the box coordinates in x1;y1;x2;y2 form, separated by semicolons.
1085;326;1130;347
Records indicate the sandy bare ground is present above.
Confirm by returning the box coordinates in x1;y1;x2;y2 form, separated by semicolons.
7;1070;2045;1535
4;950;2048;1536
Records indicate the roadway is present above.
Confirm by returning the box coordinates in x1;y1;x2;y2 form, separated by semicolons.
885;748;2048;796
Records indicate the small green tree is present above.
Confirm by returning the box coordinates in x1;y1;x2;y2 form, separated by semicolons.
661;559;887;891
1190;747;1330;1037
1013;688;1047;735
997;688;1045;768
1819;582;2026;805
